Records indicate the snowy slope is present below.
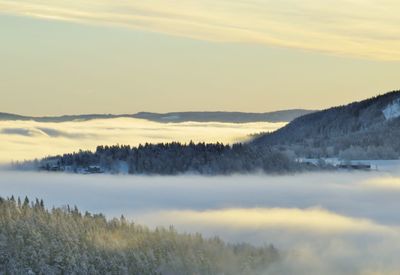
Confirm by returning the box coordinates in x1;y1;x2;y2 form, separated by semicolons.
383;98;400;120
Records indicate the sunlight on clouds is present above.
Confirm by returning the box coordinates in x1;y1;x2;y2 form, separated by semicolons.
138;207;393;235
0;0;399;60
363;177;400;189
2;172;400;274
136;206;400;274
0;118;283;163
135;206;400;274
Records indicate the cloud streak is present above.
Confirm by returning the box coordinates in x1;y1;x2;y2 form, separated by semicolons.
139;207;394;234
1;0;400;60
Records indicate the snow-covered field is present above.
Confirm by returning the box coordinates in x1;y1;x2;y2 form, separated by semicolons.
0;118;284;163
1;166;400;274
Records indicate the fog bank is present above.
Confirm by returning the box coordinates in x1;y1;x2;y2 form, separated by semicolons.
0;118;283;163
1;170;400;274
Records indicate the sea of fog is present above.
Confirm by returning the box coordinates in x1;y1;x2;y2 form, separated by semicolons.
1;168;400;274
0;116;399;274
0;118;284;163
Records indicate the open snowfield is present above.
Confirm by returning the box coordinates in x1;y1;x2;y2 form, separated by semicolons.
1;166;400;274
0;118;284;163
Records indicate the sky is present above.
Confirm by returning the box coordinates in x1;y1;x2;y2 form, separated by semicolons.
0;0;399;116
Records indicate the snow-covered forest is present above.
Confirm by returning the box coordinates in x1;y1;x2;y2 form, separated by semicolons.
0;196;279;274
19;142;318;175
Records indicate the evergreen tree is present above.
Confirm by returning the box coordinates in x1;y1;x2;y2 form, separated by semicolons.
0;197;280;274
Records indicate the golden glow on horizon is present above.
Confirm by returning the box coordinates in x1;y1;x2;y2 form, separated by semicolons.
0;118;285;163
1;0;400;60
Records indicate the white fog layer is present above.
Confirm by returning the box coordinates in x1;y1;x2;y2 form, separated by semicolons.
1;168;400;274
0;118;284;163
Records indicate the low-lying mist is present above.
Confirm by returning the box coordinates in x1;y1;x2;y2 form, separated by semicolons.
1;169;400;274
0;118;284;163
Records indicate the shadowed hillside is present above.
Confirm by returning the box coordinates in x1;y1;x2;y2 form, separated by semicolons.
253;90;400;159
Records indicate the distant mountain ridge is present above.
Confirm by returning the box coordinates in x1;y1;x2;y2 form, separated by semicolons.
0;110;314;123
253;90;400;159
0;113;120;122
133;110;314;123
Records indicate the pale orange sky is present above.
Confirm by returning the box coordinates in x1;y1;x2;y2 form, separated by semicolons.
0;0;399;116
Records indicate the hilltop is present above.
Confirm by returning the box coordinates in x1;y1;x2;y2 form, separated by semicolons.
253;90;400;159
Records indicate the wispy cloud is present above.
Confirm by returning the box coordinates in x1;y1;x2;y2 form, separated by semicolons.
0;0;399;60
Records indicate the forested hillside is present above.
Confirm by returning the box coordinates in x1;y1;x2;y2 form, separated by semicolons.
253;90;400;159
20;142;315;175
0;197;279;274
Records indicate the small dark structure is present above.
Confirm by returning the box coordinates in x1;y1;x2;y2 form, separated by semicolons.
40;164;63;172
337;163;371;170
49;165;62;171
85;165;103;174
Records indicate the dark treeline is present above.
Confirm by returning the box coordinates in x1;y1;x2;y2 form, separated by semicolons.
0;196;280;274
26;142;310;175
